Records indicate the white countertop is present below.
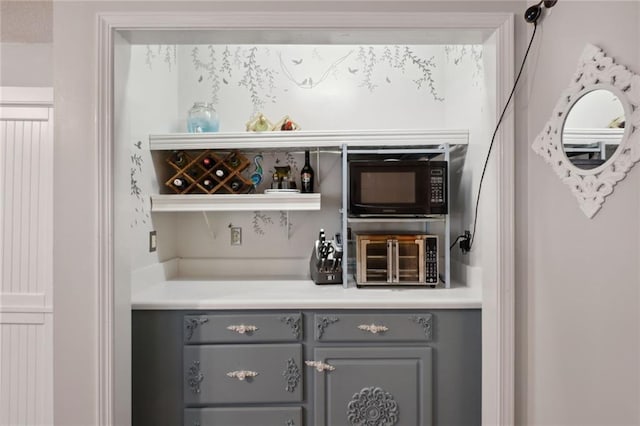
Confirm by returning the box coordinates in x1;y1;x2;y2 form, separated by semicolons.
131;279;482;310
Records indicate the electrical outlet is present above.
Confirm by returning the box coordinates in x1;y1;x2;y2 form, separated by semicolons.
149;230;157;252
230;227;242;246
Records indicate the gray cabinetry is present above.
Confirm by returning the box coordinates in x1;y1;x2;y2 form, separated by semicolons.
184;407;303;426
311;347;432;426
133;309;480;426
184;344;303;404
184;313;302;343
314;313;432;342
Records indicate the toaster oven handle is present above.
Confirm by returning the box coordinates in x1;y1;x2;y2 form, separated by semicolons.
387;240;393;283
394;239;400;283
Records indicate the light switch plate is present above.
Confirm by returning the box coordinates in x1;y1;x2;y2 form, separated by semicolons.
149;230;157;252
230;227;242;246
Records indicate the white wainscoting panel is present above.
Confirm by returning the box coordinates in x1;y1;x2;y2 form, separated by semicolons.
0;87;53;426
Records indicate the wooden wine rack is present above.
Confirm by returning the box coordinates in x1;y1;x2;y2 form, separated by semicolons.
164;149;253;194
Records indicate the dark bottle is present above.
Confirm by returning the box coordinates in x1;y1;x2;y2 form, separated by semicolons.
187;167;202;180
230;179;244;192
202;156;215;169
212;167;226;180
300;150;314;193
202;178;215;191
171;150;187;167
226;152;241;169
172;177;188;191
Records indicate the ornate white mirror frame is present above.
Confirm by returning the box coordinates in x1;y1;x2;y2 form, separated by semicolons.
532;44;640;218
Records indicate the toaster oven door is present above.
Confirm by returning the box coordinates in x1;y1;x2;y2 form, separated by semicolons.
395;238;425;284
357;238;391;284
356;236;425;285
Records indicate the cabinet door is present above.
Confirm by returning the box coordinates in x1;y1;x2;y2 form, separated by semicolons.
311;347;432;426
184;344;303;405
184;407;303;426
183;313;302;344
314;313;433;342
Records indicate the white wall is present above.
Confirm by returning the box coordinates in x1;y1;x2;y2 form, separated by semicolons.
51;2;640;426
442;42;494;274
116;43;181;272
0;43;53;87
523;2;640;425
125;42;483;277
0;1;52;88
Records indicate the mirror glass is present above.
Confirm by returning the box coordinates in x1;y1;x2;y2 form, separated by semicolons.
562;89;625;170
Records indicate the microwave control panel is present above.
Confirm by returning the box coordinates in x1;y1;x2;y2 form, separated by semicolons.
429;168;446;207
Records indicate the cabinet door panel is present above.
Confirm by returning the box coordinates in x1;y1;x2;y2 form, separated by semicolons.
184;407;303;426
184;313;302;344
312;347;432;426
314;313;433;342
184;344;303;404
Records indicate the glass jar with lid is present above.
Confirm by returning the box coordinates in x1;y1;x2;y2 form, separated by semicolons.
187;102;219;133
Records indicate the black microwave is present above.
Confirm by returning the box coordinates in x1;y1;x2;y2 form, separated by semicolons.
349;160;448;217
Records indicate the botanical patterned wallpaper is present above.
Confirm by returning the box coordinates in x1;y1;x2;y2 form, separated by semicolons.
122;43;486;268
141;44;484;132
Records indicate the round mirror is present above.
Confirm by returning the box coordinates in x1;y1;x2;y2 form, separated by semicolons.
562;89;625;170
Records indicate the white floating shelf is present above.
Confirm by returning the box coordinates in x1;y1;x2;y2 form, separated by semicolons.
149;129;469;150
563;128;624;146
151;193;321;212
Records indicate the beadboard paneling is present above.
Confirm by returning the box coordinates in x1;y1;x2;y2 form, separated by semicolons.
0;89;53;426
0;115;53;303
0;320;53;426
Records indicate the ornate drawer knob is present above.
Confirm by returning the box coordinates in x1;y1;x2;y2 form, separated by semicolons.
226;324;258;334
226;370;259;381
357;323;389;334
305;360;335;372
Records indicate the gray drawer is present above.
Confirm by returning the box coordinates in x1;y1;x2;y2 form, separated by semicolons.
314;313;433;342
184;407;303;426
184;313;302;343
184;344;303;405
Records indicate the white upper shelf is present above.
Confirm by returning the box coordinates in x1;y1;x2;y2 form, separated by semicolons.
149;129;469;150
562;128;624;145
151;193;321;212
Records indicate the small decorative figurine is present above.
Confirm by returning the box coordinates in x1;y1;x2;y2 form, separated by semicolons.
246;113;273;132
272;115;300;131
271;165;296;189
249;154;264;190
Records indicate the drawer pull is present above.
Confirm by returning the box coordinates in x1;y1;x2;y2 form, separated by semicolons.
305;360;335;372
226;370;259;381
226;324;258;334
357;324;389;334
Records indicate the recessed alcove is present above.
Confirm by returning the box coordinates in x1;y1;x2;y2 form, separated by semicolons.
101;12;515;426
114;28;496;287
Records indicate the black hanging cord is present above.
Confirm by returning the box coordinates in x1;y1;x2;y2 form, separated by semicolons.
450;235;464;250
464;21;539;251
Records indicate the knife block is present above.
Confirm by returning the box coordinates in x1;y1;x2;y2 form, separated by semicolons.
309;247;343;285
